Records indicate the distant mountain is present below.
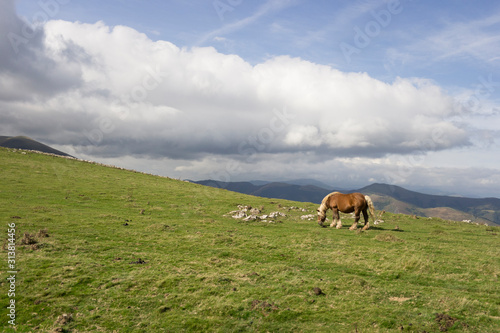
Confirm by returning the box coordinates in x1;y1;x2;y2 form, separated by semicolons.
250;178;338;190
194;180;332;204
0;136;73;157
193;180;500;226
358;183;500;226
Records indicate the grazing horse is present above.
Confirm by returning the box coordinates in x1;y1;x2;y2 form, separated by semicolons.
317;192;375;230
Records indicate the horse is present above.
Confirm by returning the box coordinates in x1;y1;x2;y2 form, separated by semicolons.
317;192;375;230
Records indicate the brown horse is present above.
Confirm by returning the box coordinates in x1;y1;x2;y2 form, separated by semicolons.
317;192;375;230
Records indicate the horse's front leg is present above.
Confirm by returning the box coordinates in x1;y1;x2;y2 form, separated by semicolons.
330;208;342;228
349;210;360;230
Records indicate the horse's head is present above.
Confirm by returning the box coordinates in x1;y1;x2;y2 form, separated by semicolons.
317;205;327;226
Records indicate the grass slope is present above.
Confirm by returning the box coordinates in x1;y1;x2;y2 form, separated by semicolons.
1;148;499;332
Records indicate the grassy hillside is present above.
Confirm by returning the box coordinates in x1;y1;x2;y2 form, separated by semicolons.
0;147;499;332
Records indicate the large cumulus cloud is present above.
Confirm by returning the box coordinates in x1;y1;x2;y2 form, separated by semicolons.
0;0;82;100
0;12;469;160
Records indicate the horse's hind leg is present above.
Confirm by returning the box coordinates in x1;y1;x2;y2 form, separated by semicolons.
361;209;370;231
349;210;360;230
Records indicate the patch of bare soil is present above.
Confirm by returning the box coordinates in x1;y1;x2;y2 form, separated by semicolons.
435;313;457;332
250;300;279;316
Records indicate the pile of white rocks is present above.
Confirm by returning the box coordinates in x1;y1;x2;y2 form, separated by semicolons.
226;205;286;223
300;214;317;221
284;206;308;212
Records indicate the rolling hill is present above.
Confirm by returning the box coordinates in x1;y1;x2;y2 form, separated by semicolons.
359;183;500;226
0;136;72;157
194;180;500;226
1;147;499;332
195;180;332;204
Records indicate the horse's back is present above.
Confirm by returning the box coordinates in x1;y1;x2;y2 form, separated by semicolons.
336;192;367;211
350;192;367;202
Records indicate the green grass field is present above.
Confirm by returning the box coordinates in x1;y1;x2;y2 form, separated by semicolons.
1;148;499;332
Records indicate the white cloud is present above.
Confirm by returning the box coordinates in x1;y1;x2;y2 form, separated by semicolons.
285;125;322;147
0;0;82;100
0;15;471;160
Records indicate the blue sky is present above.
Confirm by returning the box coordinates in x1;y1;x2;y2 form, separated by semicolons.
15;0;500;87
2;0;499;197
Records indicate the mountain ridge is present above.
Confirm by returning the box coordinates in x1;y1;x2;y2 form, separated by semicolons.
195;180;332;204
193;180;500;226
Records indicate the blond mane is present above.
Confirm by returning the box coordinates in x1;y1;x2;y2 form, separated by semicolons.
318;191;340;215
321;192;340;205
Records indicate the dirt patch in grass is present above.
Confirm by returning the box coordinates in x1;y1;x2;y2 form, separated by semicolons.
435;313;457;332
53;313;73;332
37;228;49;238
20;232;38;245
389;296;411;303
19;229;50;250
250;300;279;316
130;258;147;264
313;287;325;296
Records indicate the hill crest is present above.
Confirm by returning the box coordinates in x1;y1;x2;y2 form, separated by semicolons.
0;136;72;157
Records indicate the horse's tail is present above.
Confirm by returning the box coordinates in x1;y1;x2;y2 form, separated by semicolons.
365;195;375;221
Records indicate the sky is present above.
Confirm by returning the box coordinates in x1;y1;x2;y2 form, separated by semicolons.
1;0;499;198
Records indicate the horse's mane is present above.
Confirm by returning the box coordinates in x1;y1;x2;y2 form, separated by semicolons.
321;192;340;205
319;191;340;212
